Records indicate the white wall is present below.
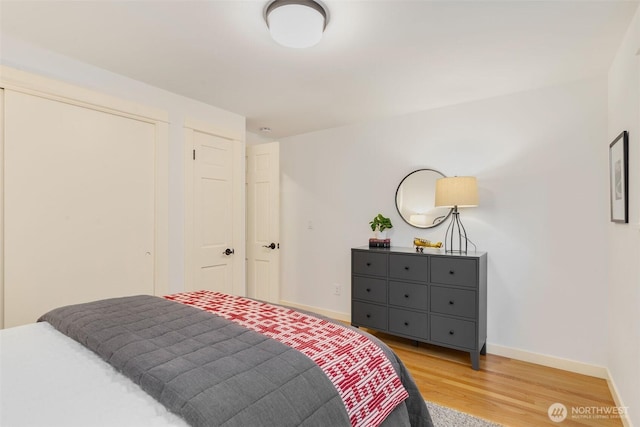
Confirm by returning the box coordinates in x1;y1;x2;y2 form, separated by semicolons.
607;7;640;425
0;36;246;293
280;76;610;367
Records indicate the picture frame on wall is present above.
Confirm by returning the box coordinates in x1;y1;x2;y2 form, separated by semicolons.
609;130;629;223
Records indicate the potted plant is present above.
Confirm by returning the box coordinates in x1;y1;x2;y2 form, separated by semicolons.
370;214;393;239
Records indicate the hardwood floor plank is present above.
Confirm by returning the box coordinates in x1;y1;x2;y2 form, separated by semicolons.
367;329;623;426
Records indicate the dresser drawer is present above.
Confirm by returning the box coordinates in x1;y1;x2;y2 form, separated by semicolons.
389;254;428;282
430;257;477;288
430;315;476;349
353;276;387;304
352;251;387;277
430;286;476;319
389;308;428;340
352;301;387;330
389;281;427;310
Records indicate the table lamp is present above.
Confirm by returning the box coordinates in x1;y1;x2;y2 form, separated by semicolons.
434;176;478;253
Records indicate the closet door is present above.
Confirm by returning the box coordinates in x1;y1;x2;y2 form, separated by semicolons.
4;90;157;327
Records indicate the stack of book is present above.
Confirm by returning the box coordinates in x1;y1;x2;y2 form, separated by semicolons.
369;238;391;248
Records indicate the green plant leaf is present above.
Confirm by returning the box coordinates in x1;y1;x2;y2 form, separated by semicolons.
370;213;393;232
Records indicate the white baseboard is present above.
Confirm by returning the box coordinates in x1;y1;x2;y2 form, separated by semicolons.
487;344;608;379
489;345;631;425
279;300;350;323
605;368;632;427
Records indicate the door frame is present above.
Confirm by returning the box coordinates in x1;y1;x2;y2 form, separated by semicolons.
184;118;245;296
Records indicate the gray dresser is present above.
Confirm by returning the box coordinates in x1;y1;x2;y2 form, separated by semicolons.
351;246;487;370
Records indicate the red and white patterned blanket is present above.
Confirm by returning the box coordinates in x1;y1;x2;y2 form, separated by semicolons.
165;290;409;427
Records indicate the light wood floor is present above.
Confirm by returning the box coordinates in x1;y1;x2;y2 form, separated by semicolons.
367;329;623;427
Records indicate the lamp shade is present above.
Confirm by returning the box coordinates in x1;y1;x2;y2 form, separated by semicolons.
266;0;327;49
434;176;479;208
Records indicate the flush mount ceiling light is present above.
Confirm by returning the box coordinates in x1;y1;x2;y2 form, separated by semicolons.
265;0;328;49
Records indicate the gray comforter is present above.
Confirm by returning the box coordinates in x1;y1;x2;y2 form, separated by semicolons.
39;295;432;427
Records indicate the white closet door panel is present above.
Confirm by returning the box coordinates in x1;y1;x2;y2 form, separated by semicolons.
192;131;234;294
4;90;156;327
0;88;4;329
246;142;280;303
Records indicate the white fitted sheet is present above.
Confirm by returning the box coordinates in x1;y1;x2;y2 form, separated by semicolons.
0;322;189;427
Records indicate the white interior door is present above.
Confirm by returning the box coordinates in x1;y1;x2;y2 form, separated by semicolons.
3;90;158;327
0;88;4;329
246;142;280;303
185;122;244;295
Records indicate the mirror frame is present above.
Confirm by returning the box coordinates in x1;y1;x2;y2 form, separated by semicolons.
395;168;453;229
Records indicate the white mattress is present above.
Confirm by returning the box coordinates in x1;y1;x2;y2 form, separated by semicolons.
0;322;189;427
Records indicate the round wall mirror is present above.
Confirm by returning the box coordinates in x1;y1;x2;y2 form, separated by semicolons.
395;169;453;229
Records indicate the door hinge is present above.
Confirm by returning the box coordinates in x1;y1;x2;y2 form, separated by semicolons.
193;149;196;160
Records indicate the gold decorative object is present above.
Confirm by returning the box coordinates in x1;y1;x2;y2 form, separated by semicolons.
413;238;442;248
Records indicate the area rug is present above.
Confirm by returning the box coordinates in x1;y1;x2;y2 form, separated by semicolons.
426;401;503;427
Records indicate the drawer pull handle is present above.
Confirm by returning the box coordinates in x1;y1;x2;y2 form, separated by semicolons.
366;314;371;318
366;288;371;292
449;270;455;275
449;300;454;305
449;330;455;335
404;266;410;270
404;294;409;298
404;322;409;326
366;262;371;266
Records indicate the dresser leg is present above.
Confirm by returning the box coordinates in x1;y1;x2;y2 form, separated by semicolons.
470;352;480;370
480;342;486;355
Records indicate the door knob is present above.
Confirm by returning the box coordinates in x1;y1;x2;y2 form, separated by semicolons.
223;248;235;256
262;242;276;250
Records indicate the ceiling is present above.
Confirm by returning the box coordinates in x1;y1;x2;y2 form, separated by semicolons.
1;1;638;139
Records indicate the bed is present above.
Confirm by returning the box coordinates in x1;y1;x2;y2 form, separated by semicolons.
0;291;432;427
